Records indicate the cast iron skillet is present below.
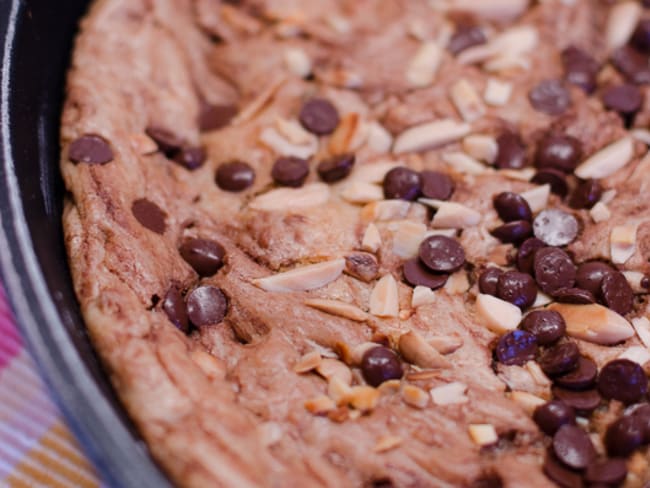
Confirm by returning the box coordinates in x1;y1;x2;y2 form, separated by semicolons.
0;1;171;486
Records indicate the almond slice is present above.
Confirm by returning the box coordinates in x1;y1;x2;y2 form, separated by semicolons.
401;385;430;408
233;76;285;125
521;184;550;214
610;224;637;264
412;285;436;308
377;379;402;395
500;168;536;182
548;303;635;345
373;435;403;453
430;382;468;405
590;202;611;223
429;335;463;355
329;112;368;155
463;135;498;164
392;221;428;258
484;78;513;106
483;54;530;73
623;271;646;294
249;183;330;212
632;128;650;146
130;133;158;155
476;293;522;334
450;79;486;122
442;152;491;174
468;424;498;447
259;126;318;159
398;331;450;368
284;47;312;78
293;351;322;373
393;119;471;154
361;223;382;253
444;271;470;295
348;385;380;411
419;199;482;228
340;181;384;204
361;200;412;221
369;274;399;317
618;345;650;366
305;395;336;414
632;317;650;348
350;161;400;184
253;258;345;292
574;137;635;179
304;298;368;322
328;376;353;405
406;41;443;87
190;349;226;380
606;1;642;51
525;361;552;387
533;291;553;308
443;0;530;21
275;118;315;146
316;358;353;385
509;391;546;414
365;123;393;154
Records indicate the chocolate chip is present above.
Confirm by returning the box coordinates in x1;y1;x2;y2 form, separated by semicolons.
535;134;583;173
516;238;546;275
215;161;255;191
539;342;580;377
344;253;379;282
131;198;167;234
495;330;538;366
493;192;533;222
528;80;572;116
162;286;189;333
605;415;645;457
552;387;602;415
534;247;577;294
533;400;576;436
402;258;448;290
271;156;309;187
602;83;643;116
145;126;183;156
478;267;502;296
631;19;650;52
611;45;650;84
68;134;114;165
299;98;340;135
361;346;403;387
531;169;569;197
469;472;503;488
173;146;206;170
520;310;566;345
575;261;614;296
626;403;650;442
198;103;237;132
317;153;355;183
599;271;634;316
186;285;228;327
533;209;579;247
554;356;598;391
448;24;486;55
568;179;602;210
496;271;537;309
598;359;648;405
383;167;422;201
562;46;600;94
495;132;527;170
179;237;226;277
543;452;583;488
552;287;595;305
584;458;628;485
490;220;533;245
552;424;597;470
419;235;465;273
420;170;454;200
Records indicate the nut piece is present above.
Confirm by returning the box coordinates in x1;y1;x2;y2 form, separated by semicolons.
365;122;393;153
316;358;353;385
304;298;368;322
412;285;436;308
623;271;646;294
130;133;158;155
590;202;611;223
521;184;550;214
284;48;312;78
361;223;382;253
328;376;353;405
293;350;322;373
406;41;443;87
249;183;330;212
253;258;345;292
631;317;650;349
450;79;486;122
340;181;384;204
275;118;316;146
525;361;551;387
369;274;400;318
574;137;634;179
463;135;498;164
484;78;513;106
606;1;642;51
259;125;318;159
610;224;637;264
402;384;430;408
398;331;450;368
475;293;522;334
345;252;379;282
548;303;635;345
509;391;546;414
429;335;464;355
305;395;336;414
468;424;498;447
190;349;226;380
442;0;530;21
351;161;400;184
420;199;482;228
430;382;468;405
373;435;403;453
618;346;650;366
444;271;470;295
377;379;402;394
233;76;284;125
361;200;412;221
348;385;380;411
392;221;427;258
329;112;368;155
533;291;553;308
442;152;490;174
393;119;471;154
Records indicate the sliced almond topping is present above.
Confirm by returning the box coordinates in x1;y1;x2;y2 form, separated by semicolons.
459;25;537;65
190;349;226;380
623;271;647;294
347;342;381;366
521;184;550;214
340;181;384;204
468;424;498;447
619;346;650;366
476;293;522;334
429;335;464;355
420;199;482;228
284;47;312;78
412;285;436;308
463;135;498;164
259;126;318;159
329;112;368;155
351;161;400;184
430;382;468;405
392;221;427;258
398;331;450;369
632;128;650;146
484;78;513;106
632;317;650;348
275;117;316;146
348;385;380;411
442;0;530;21
393;119;471;154
406;370;439;381
361;200;412;221
426;228;459;238
606;1;642;51
130;133;158;155
610;224;638;264
293;350;322;373
444;271;470;295
402;385;430;409
328;376;353;405
406;41;443;87
533;291;553;308
316;358;353;385
548;303;635;345
574;137;635;179
249;183;330;212
373;435;403;453
450;79;486;122
253;258;345;292
525;361;552;387
499;168;536;181
369;274;400;318
378;379;402;394
588;201;610;223
304;298;368;322
483;54;530;73
305;395;336;414
233;76;285;125
442;152;491;174
345;252;379;282
509;391;546;414
365;123;394;154
361;223;382;253
601;189;617;204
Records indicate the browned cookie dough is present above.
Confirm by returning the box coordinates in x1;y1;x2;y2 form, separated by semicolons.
61;1;650;486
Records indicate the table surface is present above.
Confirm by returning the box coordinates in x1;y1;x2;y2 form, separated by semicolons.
0;283;104;487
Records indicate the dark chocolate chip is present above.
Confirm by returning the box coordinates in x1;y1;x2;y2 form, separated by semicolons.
598;359;648;405
554;356;598;390
344;253;379;282
317;153;355;183
145;126;183;156
528;80;572;116
495;330;538;366
520;310;566;345
568;179;602;210
271;156;309;187
478;267;502;296
420;170;454;200
562;45;599;94
448;24;486;55
186;285;228;327
162;286;189;333
493;192;533;222
173;146;206;170
531;169;569;197
490;220;533;245
131;198;167;234
552;424;597;470
361;346;403;387
584;458;628;485
539;342;580;377
552;287;595;305
575;261;614;296
68;134;114;165
495;132;527;170
611;45;650;84
179;237;226;277
496;270;537;309
602;83;643;115
299;98;340;135
469;472;503;488
599;271;634;316
402;258;448;290
198;103;238;132
552;387;602;415
533;400;576;436
605;415;645;457
535;134;583;173
533;209;579;247
626;403;650;443
215;161;255;191
383;167;422;201
543;452;583;488
516;238;546;275
418;235;465;273
534;247;577;294
631;18;650;52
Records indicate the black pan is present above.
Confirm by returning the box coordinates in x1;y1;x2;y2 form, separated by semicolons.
0;1;170;486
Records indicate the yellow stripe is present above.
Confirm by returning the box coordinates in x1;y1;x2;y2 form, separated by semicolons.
40;422;95;474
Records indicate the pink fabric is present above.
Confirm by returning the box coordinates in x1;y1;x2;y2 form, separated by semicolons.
0;285;21;368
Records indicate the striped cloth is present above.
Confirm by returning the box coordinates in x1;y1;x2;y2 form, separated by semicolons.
0;284;102;487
